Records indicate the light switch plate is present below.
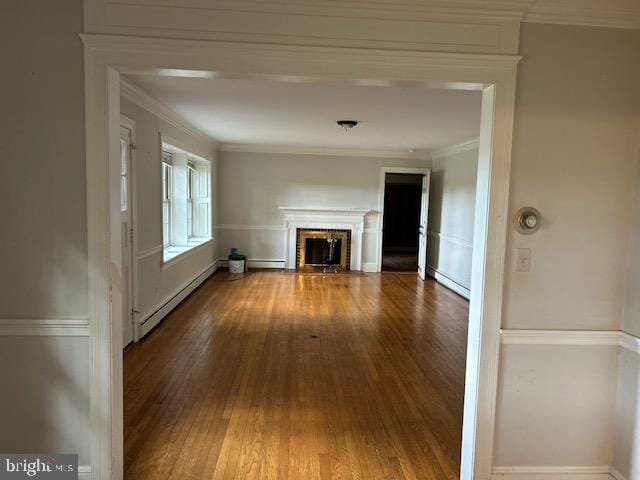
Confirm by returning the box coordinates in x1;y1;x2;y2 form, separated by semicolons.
515;248;531;272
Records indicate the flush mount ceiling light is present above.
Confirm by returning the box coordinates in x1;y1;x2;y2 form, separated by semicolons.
337;120;358;131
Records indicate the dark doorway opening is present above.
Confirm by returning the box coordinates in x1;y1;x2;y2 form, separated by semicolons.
382;173;424;271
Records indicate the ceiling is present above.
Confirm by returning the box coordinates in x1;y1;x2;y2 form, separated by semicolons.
124;74;482;152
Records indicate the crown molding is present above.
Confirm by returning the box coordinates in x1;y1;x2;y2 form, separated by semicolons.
219;143;428;159
119;77;218;149
431;138;480;159
524;0;640;30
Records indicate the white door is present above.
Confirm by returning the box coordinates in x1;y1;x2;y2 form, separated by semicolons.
417;172;431;281
120;126;134;347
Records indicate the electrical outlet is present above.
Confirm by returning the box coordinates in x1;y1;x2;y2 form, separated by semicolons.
515;248;531;273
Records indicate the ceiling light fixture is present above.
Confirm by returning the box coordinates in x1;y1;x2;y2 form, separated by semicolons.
337;120;358;132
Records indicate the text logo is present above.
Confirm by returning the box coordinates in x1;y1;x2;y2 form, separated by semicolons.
0;455;77;479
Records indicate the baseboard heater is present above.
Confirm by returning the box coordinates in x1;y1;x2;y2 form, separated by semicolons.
426;267;471;300
137;262;217;340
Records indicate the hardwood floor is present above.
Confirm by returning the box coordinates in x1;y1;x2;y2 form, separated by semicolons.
124;271;469;480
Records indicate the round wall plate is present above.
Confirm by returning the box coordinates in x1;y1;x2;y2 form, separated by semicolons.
513;207;542;235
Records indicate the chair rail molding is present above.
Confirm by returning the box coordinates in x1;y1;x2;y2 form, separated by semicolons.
500;329;640;348
136;243;164;260
427;230;474;249
216;224;286;232
619;331;640;354
0;317;90;336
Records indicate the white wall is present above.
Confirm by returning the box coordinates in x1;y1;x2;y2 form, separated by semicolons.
0;0;91;466
120;98;218;326
217;150;430;269
494;23;640;471
427;144;479;296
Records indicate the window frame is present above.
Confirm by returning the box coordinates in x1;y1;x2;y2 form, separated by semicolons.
160;137;213;267
161;154;173;248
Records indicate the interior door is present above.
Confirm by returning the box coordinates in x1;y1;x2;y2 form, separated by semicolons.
417;172;431;280
120;126;134;347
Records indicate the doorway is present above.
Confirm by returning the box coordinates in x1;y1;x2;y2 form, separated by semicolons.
377;167;431;279
381;173;424;272
82;37;518;480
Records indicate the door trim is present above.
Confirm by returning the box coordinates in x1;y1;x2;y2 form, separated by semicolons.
376;166;431;274
81;34;520;480
119;115;139;343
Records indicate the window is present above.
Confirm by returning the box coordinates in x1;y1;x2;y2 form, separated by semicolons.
161;141;212;263
162;157;172;247
187;163;195;238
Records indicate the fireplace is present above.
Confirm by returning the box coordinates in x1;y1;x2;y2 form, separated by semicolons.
281;207;369;271
296;229;351;270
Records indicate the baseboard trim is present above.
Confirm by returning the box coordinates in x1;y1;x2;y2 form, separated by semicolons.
426;267;471;300
138;262;217;339
492;465;612;479
217;258;285;269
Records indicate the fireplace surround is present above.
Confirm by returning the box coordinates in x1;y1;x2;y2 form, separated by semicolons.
280;207;369;271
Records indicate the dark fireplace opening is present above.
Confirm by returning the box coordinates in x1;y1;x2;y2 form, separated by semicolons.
296;228;351;270
304;238;343;266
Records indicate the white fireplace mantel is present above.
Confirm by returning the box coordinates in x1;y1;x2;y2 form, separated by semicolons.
280;207;371;270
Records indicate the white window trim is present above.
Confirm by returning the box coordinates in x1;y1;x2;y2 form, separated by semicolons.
160;135;213;266
161;238;214;270
161;159;173;248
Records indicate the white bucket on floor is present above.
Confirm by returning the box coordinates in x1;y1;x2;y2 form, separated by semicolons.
229;259;245;273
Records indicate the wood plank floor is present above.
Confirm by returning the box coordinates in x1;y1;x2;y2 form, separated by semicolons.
124;271;469;480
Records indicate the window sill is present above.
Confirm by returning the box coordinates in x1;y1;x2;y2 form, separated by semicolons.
162;238;213;270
